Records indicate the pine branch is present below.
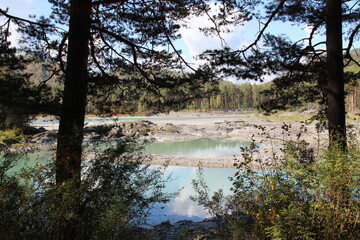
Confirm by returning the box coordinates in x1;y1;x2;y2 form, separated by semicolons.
91;0;126;6
0;8;54;28
344;24;360;68
235;0;287;55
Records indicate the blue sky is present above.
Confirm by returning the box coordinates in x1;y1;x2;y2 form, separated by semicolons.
2;0;358;83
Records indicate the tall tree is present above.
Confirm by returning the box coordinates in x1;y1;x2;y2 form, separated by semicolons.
1;1;217;238
0;22;60;131
199;0;360;148
55;0;91;186
325;0;346;148
1;0;216;184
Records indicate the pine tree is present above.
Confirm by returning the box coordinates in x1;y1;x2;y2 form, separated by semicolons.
199;0;360;148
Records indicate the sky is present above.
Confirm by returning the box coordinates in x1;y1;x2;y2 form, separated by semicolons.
2;0;358;84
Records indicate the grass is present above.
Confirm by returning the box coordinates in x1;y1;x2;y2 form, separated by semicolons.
251;111;314;122
0;128;25;145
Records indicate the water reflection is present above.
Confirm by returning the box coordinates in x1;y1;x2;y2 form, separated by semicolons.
144;139;249;157
8;141;239;225
148;166;236;225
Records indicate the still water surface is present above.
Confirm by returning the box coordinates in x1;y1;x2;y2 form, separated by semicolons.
148;166;236;224
90;139;242;224
10;139;242;224
144;139;249;157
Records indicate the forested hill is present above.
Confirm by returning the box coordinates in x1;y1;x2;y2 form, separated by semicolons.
86;80;272;114
25;61;270;114
180;81;271;112
26;59;360;115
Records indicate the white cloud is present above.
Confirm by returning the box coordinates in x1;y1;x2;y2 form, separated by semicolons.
1;0;53;48
178;3;248;66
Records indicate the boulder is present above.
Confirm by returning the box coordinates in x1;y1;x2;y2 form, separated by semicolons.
30;131;57;146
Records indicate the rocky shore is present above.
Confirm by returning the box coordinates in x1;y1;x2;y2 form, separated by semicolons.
27;111;324;168
20;111;328;237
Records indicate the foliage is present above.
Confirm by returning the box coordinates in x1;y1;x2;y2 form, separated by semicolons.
260;49;360;114
0;28;61;131
192;124;360;239
0;128;25;145
3;0;218;115
86;72;220;115
199;0;359;147
0;30;31;130
199;0;359;85
0;139;172;239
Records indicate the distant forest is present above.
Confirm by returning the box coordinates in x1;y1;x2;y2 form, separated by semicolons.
25;61;270;114
26;59;359;115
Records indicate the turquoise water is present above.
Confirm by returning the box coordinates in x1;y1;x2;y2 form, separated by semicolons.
5;139;243;224
4;149;54;174
30;115;246;126
149;166;236;224
144;139;249;157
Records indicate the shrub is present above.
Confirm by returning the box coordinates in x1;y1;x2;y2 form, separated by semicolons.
0;128;25;145
192;124;360;239
0;139;172;239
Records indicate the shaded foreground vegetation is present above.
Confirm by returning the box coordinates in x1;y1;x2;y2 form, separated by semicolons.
0;139;172;239
1;122;359;239
191;124;360;240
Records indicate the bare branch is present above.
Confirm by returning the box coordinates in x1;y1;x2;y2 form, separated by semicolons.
97;30;161;95
91;25;162;88
91;0;126;6
1;19;11;43
36;68;60;90
307;21;323;51
200;4;229;48
236;0;287;55
342;12;360;21
89;35;107;76
158;23;197;72
0;8;54;28
58;33;68;74
344;23;360;67
91;25;151;54
304;21;325;62
0;18;10;28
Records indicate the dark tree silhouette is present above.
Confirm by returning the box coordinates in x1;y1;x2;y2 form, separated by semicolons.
325;0;347;148
199;0;360;148
1;1;216;238
0;24;60;131
1;0;216;184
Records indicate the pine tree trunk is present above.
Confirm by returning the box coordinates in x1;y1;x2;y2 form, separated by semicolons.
54;0;91;239
56;0;91;185
326;0;346;149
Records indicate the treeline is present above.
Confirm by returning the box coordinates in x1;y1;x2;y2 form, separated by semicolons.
25;62;271;114
183;81;270;111
22;56;360;116
84;80;271;114
26;61;360;115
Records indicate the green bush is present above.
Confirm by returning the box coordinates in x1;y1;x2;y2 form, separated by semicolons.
0;139;172;239
0;128;25;145
192;125;360;240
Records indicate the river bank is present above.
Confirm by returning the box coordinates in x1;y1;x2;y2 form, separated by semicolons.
28;111;326;168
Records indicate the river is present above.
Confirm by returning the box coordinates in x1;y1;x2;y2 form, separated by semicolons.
9;139;244;225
